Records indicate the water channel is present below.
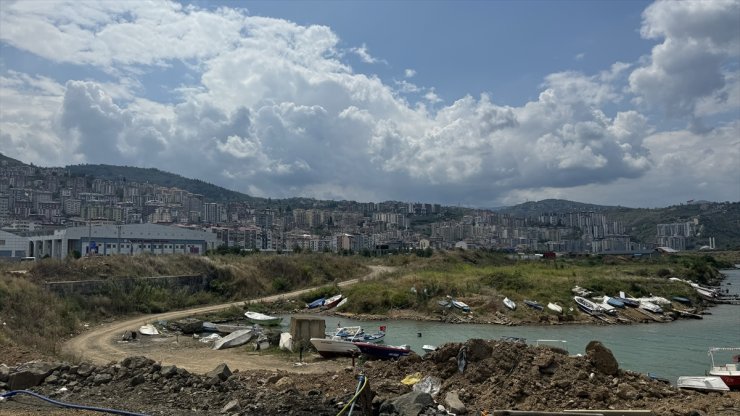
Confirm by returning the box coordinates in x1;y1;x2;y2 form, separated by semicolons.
287;268;740;384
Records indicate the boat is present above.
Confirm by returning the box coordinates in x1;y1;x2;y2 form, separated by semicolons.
547;302;563;313
707;347;740;390
244;311;283;326
323;294;343;309
214;323;251;334
524;300;542;311
598;298;617;315
639;301;663;314
573;296;604;315
503;297;516;311
202;322;219;332
437;299;450;308
310;337;360;358
333;326;386;343
451;300;471;312
672;296;692;305
422;345;438;353
138;324;159;336
335;298;348;309
354;342;411;360
677;376;729;392
615;291;640;307
213;328;254;350
605;297;625;308
572;286;592;297
306;297;325;309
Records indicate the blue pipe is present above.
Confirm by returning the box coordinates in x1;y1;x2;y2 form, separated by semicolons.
0;390;150;416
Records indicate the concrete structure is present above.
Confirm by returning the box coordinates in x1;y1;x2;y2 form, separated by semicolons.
27;223;219;259
0;229;29;258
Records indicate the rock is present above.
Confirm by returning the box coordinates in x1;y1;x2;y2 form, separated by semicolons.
173;318;203;334
206;363;232;382
616;384;638;400
444;391;467;414
465;339;493;362
385;391;434;416
76;363;94;377
267;374;282;384
9;362;60;390
160;365;178;378
221;399;239;413
92;373;112;385
44;374;59;384
585;341;619;376
0;364;9;382
130;374;145;386
121;330;137;341
275;377;294;389
122;356;154;370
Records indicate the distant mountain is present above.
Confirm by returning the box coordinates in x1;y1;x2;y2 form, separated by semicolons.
66;164;261;204
495;199;622;217
0;153;27;167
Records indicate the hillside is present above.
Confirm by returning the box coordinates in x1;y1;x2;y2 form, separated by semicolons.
0;152;26;167
495;199;622;217
66;163;261;204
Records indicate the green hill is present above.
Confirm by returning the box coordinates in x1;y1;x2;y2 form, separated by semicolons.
495;199;622;217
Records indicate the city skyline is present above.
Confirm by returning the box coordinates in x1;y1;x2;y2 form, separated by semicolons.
1;0;738;208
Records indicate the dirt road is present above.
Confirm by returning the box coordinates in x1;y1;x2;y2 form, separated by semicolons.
62;265;394;374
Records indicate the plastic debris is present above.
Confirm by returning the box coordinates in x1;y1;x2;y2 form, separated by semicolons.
401;372;423;385
413;376;442;397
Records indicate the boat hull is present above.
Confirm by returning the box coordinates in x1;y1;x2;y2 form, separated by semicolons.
310;338;359;358
244;312;283;326
524;300;542;311
547;303;562;313
323;294;343;309
213;329;254;350
677;376;729;392
503;297;516;311
355;342;411;360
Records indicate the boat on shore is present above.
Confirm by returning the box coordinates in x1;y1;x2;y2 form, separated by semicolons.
547;302;563;313
138;324;159;336
306;297;325;309
332;326;386;343
708;347;740;390
213;328;254;350
451;299;471;312
605;296;625;308
524;300;543;311
615;291;640;307
677;376;729;392
335;298;348;309
323;294;343;309
422;344;438;353
310;337;360;358
573;296;603;315
354;342;411;360
639;301;663;314
214;323;251;334
503;297;516;311
244;311;283;326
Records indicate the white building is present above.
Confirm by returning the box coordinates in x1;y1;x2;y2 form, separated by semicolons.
0;230;29;258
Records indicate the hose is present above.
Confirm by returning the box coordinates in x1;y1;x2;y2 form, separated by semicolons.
336;374;368;416
0;390;150;416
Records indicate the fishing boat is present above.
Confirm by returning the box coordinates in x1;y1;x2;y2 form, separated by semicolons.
524;300;543;311
213;328;254;350
605;296;625;308
306;297;325;309
451;300;471;312
503;297;516;311
677;376;730;392
422;345;438;353
615;291;640;307
323;294;343;309
547;302;563;313
354;342;411;360
332;326;386;343
573;296;604;315
707;347;740;390
639;301;663;314
310;337;360;358
335;298;348;309
138;324;159;336
244;311;283;326
598;298;617;315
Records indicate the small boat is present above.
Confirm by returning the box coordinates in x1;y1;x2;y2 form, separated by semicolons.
677;376;729;392
333;326;386;343
138;324;159;336
451;300;471;312
572;286;592;297
213;328;254;350
605;297;625;308
437;300;451;308
524;300;543;311
615;291;640;307
335;298;348;309
214;323;251;334
503;297;516;311
354;342;411;360
598;298;617;315
672;296;692;305
547;302;563;314
306;297;325;309
422;345;438;353
244;311;283;326
202;322;219;332
323;294;343;309
708;347;740;390
310;337;360;358
573;296;604;315
639;301;663;314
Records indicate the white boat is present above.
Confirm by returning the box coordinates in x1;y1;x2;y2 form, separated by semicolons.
323;294;344;309
244;311;283;326
677;376;729;392
503;297;516;311
310;337;360;358
572;286;592;297
547;302;563;313
422;344;438;353
213;328;254;350
451;300;470;312
707;347;740;390
639;301;663;314
335;298;348;309
573;296;604;315
597;297;617;315
138;324;159;336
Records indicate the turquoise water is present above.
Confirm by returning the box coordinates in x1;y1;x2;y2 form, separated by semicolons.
287;269;740;384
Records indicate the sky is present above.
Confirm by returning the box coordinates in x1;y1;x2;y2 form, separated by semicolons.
0;0;738;209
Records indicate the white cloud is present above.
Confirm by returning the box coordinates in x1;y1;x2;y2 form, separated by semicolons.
404;68;416;78
0;0;736;208
351;43;386;65
575;52;585;61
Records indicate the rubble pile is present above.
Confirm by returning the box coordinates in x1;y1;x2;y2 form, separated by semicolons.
1;340;738;415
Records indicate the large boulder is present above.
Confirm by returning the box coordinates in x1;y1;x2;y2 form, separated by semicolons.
206;363;232;382
380;391;433;416
9;362;60;390
172;318;203;334
585;341;619;376
444;390;467;414
464;339;493;362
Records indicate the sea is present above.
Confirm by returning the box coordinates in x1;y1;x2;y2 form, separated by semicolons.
288;268;740;384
